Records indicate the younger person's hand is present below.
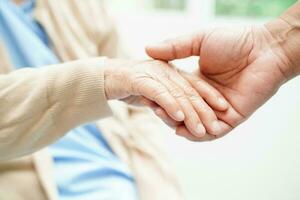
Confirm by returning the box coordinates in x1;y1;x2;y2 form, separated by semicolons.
146;22;295;141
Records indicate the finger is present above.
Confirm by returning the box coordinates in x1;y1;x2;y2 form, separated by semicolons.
122;96;158;108
138;79;185;122
215;107;245;128
181;72;229;111
194;77;245;128
146;32;205;61
176;121;232;142
168;73;223;136
139;97;182;128
154;107;181;128
139;97;181;127
176;125;215;142
138;96;159;109
161;78;206;137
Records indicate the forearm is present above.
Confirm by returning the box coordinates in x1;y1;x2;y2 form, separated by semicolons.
0;58;111;160
265;1;300;79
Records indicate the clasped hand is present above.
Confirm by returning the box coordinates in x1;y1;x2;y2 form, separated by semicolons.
104;59;229;140
105;20;295;142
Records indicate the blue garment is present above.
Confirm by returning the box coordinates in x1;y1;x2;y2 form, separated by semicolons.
0;0;57;68
0;1;138;200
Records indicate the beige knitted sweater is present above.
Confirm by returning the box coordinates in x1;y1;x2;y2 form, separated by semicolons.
0;1;184;200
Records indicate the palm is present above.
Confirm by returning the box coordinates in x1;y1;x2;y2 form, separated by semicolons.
147;25;288;139
197;26;287;128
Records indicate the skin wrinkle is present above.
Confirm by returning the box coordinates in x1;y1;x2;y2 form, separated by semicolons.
164;82;186;100
278;39;299;74
246;26;257;67
168;70;195;93
199;31;252;79
201;29;253;87
267;48;290;83
160;77;203;133
179;71;228;112
168;77;202;113
131;72;181;118
187;38;193;58
195;32;203;55
242;27;255;68
192;34;200;56
174;84;216;131
145;2;300;142
169;74;199;105
266;19;299;79
199;28;212;56
195;77;241;129
171;41;179;60
202;63;244;85
202;73;248;124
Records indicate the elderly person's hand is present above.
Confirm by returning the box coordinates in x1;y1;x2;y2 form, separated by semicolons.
145;3;300;141
104;59;229;138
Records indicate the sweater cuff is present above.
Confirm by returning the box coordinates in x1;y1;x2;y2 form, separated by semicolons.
45;58;113;126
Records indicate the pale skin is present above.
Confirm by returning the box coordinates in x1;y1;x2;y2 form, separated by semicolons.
12;0;229;138
146;1;300;141
103;59;229;137
14;0;300;141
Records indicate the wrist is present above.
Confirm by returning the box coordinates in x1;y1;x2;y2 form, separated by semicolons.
265;2;300;79
103;59;137;100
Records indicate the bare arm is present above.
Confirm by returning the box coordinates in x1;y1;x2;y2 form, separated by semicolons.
145;1;300;141
266;1;300;79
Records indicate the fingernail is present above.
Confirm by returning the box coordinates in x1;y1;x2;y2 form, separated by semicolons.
196;124;206;137
175;111;185;121
218;98;228;108
211;121;222;135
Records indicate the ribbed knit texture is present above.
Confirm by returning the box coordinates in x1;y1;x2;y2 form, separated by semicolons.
0;58;112;160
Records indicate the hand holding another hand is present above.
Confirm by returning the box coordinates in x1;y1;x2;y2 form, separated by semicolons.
146;19;299;141
103;59;229;139
104;11;300;142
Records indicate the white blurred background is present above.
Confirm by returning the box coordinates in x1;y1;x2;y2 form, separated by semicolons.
106;0;300;199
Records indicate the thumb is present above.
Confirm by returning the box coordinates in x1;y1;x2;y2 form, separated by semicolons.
146;32;205;61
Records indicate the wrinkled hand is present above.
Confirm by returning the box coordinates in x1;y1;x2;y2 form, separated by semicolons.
146;23;292;141
104;59;229;138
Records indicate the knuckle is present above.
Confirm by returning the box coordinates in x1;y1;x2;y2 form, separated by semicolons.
183;86;197;96
185;113;199;124
203;106;214;115
198;104;214;115
197;87;210;97
152;90;168;101
189;95;201;103
153;91;180;110
196;81;210;93
169;88;185;99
